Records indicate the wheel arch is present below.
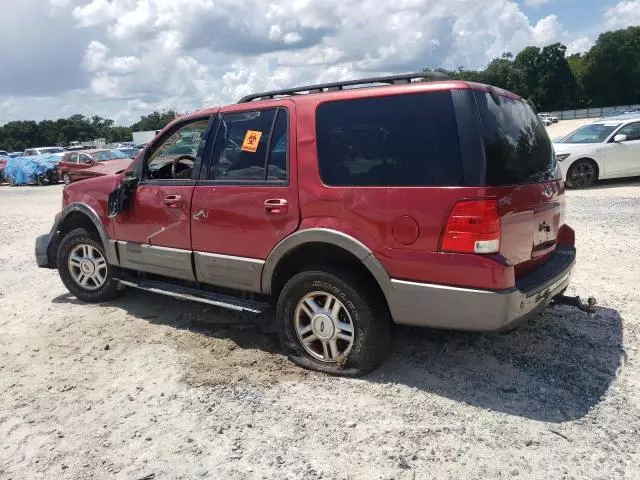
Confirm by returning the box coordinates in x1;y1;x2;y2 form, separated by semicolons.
262;229;393;304
57;203;119;265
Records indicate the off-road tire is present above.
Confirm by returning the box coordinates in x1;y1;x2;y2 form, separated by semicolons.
57;228;120;303
277;268;392;376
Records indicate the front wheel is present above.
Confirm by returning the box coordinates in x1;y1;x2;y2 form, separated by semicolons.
276;268;392;376
56;228;120;303
63;174;71;185
566;159;598;188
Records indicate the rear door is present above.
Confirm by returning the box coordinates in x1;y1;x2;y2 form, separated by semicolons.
474;91;564;268
190;102;299;292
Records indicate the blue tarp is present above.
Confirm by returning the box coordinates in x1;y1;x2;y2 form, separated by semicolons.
4;154;61;185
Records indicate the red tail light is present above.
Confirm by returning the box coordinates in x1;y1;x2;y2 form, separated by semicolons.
441;199;500;254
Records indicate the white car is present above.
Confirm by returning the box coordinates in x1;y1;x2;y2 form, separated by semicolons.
539;113;558;124
23;147;67;156
553;114;640;188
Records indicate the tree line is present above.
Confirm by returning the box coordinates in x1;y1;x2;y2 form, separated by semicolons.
0;110;178;152
436;26;640;112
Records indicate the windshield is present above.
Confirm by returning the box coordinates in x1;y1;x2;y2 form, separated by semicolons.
558;124;620;144
93;150;127;161
475;92;556;185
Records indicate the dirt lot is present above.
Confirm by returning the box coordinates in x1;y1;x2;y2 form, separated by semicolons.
1;181;639;480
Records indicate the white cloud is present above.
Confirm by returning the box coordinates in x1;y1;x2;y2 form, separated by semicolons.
532;15;565;45
524;0;550;7
0;0;593;125
566;37;593;55
604;0;640;29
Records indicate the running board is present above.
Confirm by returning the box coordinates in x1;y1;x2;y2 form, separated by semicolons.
116;278;270;314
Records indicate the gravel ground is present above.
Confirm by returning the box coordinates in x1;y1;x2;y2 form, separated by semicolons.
1;181;639;480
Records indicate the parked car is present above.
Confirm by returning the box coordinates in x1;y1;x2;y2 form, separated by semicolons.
538;114;553;126
58;149;132;184
553;114;640;188
539;113;558;124
8;152;23;158
23;147;66;156
5;153;62;186
36;73;592;376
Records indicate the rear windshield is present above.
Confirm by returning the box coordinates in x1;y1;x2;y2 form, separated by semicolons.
475;92;556;185
316;92;463;186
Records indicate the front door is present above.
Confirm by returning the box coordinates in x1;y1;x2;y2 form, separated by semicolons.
190;103;299;292
113;116;212;281
607;121;640;177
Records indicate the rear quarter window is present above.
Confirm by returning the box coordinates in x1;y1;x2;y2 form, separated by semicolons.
475;92;556;185
316;91;463;186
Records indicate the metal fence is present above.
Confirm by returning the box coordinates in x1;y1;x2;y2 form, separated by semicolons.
547;105;640;120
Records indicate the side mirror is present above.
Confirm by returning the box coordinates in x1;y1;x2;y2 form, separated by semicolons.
108;171;138;217
614;134;627;143
121;170;139;190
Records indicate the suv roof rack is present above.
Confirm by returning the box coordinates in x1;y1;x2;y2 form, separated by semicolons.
237;71;450;103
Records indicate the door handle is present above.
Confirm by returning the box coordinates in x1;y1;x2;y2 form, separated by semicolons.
264;199;289;215
164;195;182;208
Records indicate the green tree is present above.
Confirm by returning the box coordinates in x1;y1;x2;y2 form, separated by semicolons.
130;110;178;132
582;26;640;107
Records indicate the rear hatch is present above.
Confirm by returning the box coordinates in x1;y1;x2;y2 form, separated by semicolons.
473;90;564;274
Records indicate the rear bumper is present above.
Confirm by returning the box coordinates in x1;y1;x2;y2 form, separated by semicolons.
388;246;575;331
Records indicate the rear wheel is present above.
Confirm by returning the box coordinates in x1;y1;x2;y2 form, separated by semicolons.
566;159;597;188
57;228;119;303
276;268;392;376
63;174;71;185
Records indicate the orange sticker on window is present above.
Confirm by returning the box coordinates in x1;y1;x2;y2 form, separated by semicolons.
241;130;263;153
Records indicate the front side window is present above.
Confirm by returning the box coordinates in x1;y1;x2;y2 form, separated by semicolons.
144;119;209;180
316;92;463;186
208;108;288;182
616;122;640;141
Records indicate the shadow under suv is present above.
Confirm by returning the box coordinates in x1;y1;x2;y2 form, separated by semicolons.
36;73;578;376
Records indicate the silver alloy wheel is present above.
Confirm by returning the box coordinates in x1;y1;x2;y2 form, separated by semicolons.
294;291;355;362
67;244;108;291
63;174;71;185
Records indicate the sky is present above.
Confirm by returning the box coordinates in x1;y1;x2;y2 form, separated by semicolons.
1;0;639;126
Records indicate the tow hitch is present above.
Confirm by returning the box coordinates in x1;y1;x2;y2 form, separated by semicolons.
552;294;598;314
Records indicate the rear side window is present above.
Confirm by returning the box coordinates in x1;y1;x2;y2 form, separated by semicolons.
208;108;288;182
316;92;463;186
475;92;556;185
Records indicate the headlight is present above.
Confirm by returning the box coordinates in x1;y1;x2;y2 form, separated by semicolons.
556;153;571;161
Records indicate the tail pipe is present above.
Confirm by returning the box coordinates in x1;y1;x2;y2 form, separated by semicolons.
552;294;597;314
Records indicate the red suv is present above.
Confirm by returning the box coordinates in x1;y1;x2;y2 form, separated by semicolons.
35;73;579;376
